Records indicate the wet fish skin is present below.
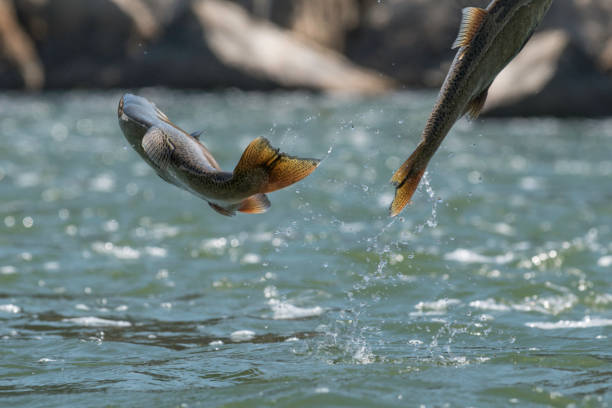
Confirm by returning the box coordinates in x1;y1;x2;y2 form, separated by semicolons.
389;0;553;217
118;94;320;216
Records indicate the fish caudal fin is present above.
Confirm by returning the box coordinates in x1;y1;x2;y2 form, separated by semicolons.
234;137;320;193
238;193;271;214
389;143;428;217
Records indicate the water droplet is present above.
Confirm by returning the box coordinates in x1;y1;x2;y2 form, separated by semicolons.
22;217;34;228
4;216;15;228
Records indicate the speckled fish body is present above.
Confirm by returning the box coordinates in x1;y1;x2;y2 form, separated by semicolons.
389;0;553;216
118;94;319;216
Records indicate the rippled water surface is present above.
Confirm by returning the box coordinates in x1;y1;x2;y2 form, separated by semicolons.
1;90;611;407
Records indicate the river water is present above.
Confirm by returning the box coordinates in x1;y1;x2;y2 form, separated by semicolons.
1;90;611;407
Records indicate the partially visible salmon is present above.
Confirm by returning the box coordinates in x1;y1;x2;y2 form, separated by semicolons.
390;0;553;217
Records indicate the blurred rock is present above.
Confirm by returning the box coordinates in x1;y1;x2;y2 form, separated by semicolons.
0;0;44;90
285;0;360;51
190;0;393;93
539;0;612;73
13;0;165;88
232;0;364;52
1;0;612;115
345;0;486;87
483;30;612;117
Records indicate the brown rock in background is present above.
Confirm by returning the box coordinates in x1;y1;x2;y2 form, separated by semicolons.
1;0;612;116
484;30;612;117
191;0;393;93
345;0;488;87
13;0;164;88
0;0;44;89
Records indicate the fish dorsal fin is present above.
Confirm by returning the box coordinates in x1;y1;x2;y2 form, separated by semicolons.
452;7;488;50
233;137;320;193
141;127;174;170
208;202;236;217
238;193;271;214
464;86;490;120
190;130;203;139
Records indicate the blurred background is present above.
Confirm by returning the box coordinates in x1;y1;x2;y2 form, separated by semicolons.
2;0;612;116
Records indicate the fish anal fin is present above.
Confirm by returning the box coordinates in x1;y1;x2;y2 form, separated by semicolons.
464;87;489;120
452;7;488;50
238;193;271;214
190;130;203;139
389;143;428;217
208;202;236;217
234;137;320;194
142;127;174;170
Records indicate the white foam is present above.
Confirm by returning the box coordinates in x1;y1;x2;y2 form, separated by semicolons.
352;344;375;364
145;246;167;257
513;294;577;315
1;265;17;275
526;316;612;330
593;293;612;305
202;237;227;250
598;255;612;267
268;299;324;320
241;253;261;265
411;298;461;316
469;299;511;311
63;316;131;327
444;248;513;264
263;285;279;298
92;241;140;260
0;304;21;314
230;330;255;342
38;358;57;363
470;294;577;315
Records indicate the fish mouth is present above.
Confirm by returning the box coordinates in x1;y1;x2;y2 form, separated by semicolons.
118;93;157;129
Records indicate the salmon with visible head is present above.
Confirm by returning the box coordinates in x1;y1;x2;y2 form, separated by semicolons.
118;94;320;216
389;0;553;217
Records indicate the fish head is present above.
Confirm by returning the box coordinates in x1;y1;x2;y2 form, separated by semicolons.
118;93;170;148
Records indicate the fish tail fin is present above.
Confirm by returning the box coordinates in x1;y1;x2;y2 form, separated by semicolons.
238;193;271;214
389;143;428;217
234;137;320;193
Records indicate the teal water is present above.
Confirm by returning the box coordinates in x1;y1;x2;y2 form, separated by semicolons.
1;90;611;407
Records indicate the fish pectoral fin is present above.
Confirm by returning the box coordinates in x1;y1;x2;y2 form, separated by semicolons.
190;130;203;139
238;193;271;214
208;202;236;217
464;86;490;120
142;127;174;170
233;137;320;193
389;142;428;217
451;7;488;50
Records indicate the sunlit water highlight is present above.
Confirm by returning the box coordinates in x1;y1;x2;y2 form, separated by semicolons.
1;90;611;407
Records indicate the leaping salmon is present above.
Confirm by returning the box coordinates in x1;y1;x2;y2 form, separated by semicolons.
118;94;320;216
389;0;553;217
